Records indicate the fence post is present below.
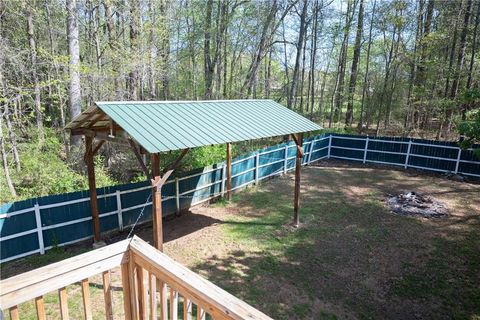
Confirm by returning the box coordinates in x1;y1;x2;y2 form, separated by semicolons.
454;148;462;174
405;139;412;169
255;153;260;184
34;203;45;255
283;145;288;174
307;140;314;165
221;164;226;197
327;135;332;158
363;136;369;164
115;190;123;231
175;177;180;212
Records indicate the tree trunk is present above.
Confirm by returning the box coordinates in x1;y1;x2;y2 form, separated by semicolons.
318;57;331;124
450;0;472;99
308;0;320;120
376;24;397;134
298;21;309;113
282;20;290;103
358;0;376;133
384;12;402;130
333;0;354;124
447;0;472;133
4;105;20;172
67;0;82;148
104;0;122;99
129;0;140;100
288;0;308;110
204;0;214;99
466;1;480;90
26;6;44;146
159;0;170;100
242;1;278;98
186;3;197;100
345;0;365;127
264;47;273;99
415;0;432;86
0;107;17;197
45;0;68;151
444;2;460;98
404;0;423;133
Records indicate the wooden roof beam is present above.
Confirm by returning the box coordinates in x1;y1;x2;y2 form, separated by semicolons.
162;148;190;175
86;111;108;128
291;133;304;156
70;128;128;145
128;139;150;178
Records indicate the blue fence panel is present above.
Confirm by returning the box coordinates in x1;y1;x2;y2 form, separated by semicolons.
330;134;365;160
460;148;478;162
330;147;364;160
232;157;255;176
259;161;284;178
1;233;39;260
368;139;408;154
43;220;92;248
409;156;457;172
367;151;406;165
0;211;36;237
233;170;255;188
0;197;37;215
309;135;329;161
459;162;480;176
410;144;458;160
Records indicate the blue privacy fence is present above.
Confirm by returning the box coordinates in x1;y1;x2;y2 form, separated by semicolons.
328;133;480;177
0;133;478;263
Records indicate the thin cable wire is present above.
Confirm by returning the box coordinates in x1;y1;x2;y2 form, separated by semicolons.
126;192;152;240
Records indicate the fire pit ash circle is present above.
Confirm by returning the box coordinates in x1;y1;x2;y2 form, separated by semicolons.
386;191;449;219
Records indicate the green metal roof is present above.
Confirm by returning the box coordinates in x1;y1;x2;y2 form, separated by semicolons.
67;100;322;153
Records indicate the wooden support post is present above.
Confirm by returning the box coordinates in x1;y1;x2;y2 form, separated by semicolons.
85;136;101;243
226;143;232;201
58;287;69;320
170;287;178;320
293;133;304;227
128;255;139;320
81;279;93;320
148;272;157;320
35;296;46;320
121;261;133;320
136;266;147;320
151;153;163;251
9;306;19;320
102;271;113;320
158;281;168;320
150;150;187;251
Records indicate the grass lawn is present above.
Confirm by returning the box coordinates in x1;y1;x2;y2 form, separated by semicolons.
2;161;480;319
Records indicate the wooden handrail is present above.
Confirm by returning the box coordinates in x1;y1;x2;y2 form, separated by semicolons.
0;239;130;309
129;236;273;320
0;236;273;320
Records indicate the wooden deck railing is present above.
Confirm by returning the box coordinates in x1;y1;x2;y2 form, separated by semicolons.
0;236;272;320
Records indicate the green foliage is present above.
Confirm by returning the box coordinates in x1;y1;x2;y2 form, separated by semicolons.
460;89;480;105
0;128;116;203
182;144;231;171
457;110;480;158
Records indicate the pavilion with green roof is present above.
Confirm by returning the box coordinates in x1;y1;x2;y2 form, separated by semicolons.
66;100;322;250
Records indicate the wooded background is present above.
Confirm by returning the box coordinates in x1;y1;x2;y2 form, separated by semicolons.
1;0;479;202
